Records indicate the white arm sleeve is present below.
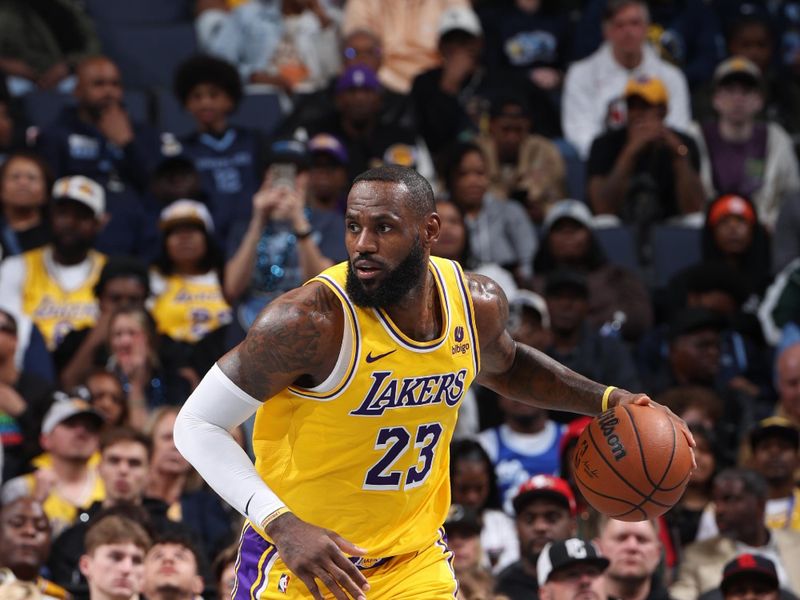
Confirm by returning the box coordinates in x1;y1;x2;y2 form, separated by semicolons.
174;363;285;526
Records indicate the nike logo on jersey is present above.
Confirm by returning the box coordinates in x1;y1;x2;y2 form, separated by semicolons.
365;349;397;363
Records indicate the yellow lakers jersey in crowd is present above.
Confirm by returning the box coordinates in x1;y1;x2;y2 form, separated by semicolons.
22;248;105;349
252;257;480;558
150;271;232;343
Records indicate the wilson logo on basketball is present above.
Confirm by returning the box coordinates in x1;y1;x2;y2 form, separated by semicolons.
598;410;627;461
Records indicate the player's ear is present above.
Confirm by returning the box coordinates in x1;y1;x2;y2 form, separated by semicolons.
423;212;441;247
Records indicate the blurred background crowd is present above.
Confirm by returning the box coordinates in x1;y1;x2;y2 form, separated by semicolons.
0;0;799;599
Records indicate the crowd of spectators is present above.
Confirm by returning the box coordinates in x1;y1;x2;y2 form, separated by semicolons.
1;0;800;599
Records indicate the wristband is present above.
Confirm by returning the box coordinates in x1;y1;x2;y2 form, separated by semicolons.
601;386;617;413
260;506;291;531
294;227;313;240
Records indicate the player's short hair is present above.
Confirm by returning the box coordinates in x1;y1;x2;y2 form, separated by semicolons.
94;256;150;299
84;515;151;556
603;0;649;21
714;468;768;501
100;427;153;460
174;54;243;107
351;165;435;218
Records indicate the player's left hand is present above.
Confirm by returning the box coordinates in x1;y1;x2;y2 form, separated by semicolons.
613;390;697;469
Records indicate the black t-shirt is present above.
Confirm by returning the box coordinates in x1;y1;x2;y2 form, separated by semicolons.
494;561;538;600
586;127;701;222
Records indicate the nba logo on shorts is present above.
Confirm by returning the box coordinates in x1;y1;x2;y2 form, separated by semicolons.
454;326;464;342
278;573;290;593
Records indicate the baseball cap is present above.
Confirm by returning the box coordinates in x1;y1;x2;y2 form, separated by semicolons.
541;200;593;236
308;133;349;165
713;56;762;89
749;416;800;451
537;539;610;586
708;194;756;227
513;474;577;516
667;307;728;342
560;416;593;457
544;269;589;298
624;75;669;106
336;65;381;93
438;6;483;38
511;290;550;329
159;199;214;233
720;554;779;594
444;504;482;536
41;397;104;435
52;175;105;219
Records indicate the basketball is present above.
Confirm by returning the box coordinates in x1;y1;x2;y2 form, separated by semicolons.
572;404;693;521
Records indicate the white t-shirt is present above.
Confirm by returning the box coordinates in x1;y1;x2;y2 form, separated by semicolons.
481;508;520;574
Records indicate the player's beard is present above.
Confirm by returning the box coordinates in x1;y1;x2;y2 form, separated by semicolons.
346;237;427;309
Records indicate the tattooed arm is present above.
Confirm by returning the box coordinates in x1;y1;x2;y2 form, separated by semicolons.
175;283;370;600
470;273;694;441
218;281;344;396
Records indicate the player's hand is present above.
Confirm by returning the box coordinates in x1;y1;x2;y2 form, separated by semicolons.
266;512;370;600
615;391;697;469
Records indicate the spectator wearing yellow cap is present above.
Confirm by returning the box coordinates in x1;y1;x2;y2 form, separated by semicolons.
748;417;800;531
586;75;705;227
562;0;691;159
689;56;800;231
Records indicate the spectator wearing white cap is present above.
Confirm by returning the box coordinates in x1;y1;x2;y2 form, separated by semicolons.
4;394;105;537
0;175;107;350
689;56;800;231
537;538;609;600
150;200;231;346
531;200;653;342
410;6;484;156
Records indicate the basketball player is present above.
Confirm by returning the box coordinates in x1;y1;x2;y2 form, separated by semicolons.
174;166;693;600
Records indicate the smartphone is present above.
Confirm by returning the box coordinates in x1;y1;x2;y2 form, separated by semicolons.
270;163;297;190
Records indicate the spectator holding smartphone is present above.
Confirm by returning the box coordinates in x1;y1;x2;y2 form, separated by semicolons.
224;139;344;333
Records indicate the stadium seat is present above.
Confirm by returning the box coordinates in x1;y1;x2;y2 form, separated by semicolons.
86;0;192;25
98;24;198;89
592;225;639;272
23;90;150;130
157;90;284;138
650;224;703;288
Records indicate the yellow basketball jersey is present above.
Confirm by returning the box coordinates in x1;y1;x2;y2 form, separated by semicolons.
252;257;480;558
22;248;106;349
150;271;232;343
